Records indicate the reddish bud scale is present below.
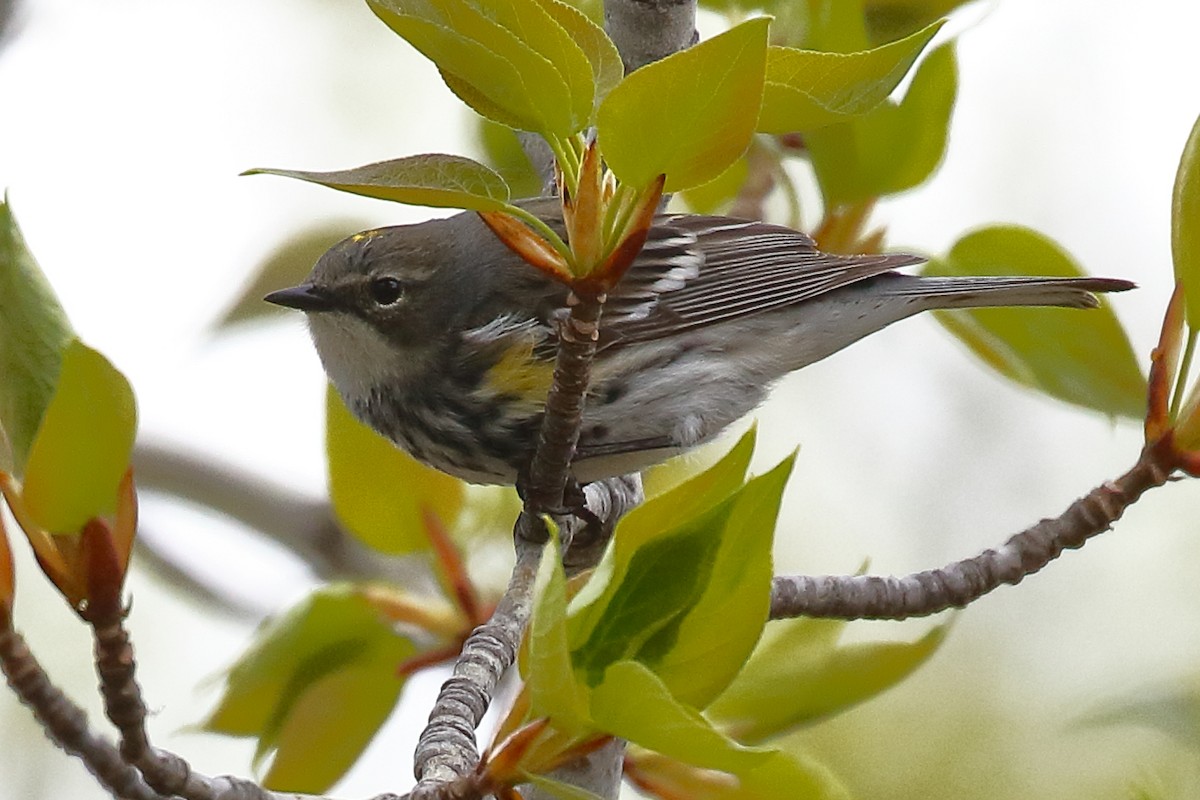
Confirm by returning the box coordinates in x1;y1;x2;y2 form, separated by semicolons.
82;517;125;621
479;211;573;284
1146;285;1185;443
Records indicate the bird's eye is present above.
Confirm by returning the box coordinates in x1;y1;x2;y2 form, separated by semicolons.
369;276;404;306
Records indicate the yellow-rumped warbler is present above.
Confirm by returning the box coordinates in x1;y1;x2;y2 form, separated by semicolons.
265;198;1133;485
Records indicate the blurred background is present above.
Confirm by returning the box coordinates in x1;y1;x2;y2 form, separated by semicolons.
2;0;1200;797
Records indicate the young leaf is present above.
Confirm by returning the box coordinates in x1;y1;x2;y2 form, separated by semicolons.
644;457;793;708
326;386;465;554
244;155;510;211
22;340;137;534
806;42;957;205
862;0;973;45
566;429;756;663
262;648;408;792
611;427;756;542
758;19;943;134
567;448;788;709
0;197;74;475
519;772;608;800
589;660;773;774
533;0;622;115
678;155;750;216
367;0;593;136
706;619;947;743
924;226;1146;419
525;528;591;733
476;118;544;199
1172;111;1200;326
203;585;416;793
597;17;770;192
626;746;850;800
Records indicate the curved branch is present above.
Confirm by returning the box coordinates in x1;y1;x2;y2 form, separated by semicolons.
770;444;1175;620
0;626;168;800
88;607;313;800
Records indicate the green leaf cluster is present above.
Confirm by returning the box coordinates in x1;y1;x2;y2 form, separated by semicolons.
202;585;417;792
518;431;946;796
0;198;138;535
264;0;948;217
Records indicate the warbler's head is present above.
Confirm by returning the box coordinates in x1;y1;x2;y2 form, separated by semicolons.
264;221;469;401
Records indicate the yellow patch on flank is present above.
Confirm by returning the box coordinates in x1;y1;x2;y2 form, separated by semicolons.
351;229;383;243
485;339;554;401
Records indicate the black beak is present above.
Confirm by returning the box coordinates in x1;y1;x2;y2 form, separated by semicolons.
264;283;336;312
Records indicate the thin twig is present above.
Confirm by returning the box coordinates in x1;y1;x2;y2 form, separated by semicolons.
769;443;1175;620
0;626;168;800
87;607;310;800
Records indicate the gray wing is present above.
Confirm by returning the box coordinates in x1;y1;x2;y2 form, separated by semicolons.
598;214;922;347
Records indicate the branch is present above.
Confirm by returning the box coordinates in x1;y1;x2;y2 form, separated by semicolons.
0;626;168;800
132;442;414;583
769;443;1175;620
604;0;698;73
410;538;542;795
87;605;315;800
518;293;604;538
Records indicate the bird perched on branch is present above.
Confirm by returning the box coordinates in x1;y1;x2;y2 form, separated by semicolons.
266;199;1133;485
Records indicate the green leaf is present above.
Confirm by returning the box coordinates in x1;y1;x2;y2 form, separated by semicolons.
215;220;370;329
757;20;943;133
597;17;770;192
22;340;137;534
798;0;870;52
567;439;787;709
1173;111;1200;327
566;429;755;666
476;118;544;199
924;226;1146;419
590;660;773;774
862;0;973;44
615;427;756;538
244;155;510;211
203;585;416;793
533;0;622;114
525;528;591;733
679;155;750;215
519;772;608;800
326;386;465;554
806;41;957;205
625;746;851;800
707;619;947;742
0;197;75;475
646;457;793;708
367;0;594;136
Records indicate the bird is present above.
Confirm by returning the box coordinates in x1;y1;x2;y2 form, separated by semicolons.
265;198;1134;486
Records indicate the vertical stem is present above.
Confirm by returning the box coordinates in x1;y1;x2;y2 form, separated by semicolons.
520;293;603;525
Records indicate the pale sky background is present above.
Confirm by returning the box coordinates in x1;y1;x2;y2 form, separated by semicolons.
2;1;1200;798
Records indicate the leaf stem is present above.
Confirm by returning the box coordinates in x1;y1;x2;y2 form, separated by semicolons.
602;182;637;252
1170;327;1198;419
504;203;575;267
547;135;583;195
